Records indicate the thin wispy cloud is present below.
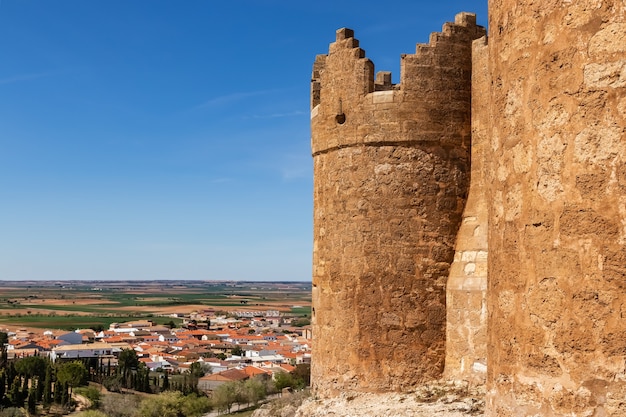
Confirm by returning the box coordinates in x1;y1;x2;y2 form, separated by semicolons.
250;110;307;119
0;71;57;85
280;153;312;181
195;90;275;109
210;177;233;184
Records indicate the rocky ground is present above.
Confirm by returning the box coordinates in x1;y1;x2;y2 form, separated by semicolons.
252;381;485;417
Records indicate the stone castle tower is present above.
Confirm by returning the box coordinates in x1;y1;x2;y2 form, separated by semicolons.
311;2;626;416
311;14;485;395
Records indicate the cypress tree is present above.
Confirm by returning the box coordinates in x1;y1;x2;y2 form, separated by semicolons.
36;376;43;401
42;366;52;408
0;370;6;404
27;384;37;415
9;376;22;406
53;379;62;404
162;372;169;390
60;381;69;406
6;362;16;385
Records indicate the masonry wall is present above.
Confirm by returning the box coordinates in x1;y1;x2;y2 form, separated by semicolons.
444;35;489;383
485;1;626;415
311;14;485;397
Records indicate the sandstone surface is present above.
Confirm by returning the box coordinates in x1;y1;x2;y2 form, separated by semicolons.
310;3;626;416
311;14;485;397
485;1;626;415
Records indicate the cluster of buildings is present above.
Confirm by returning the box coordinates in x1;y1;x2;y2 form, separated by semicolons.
2;312;311;390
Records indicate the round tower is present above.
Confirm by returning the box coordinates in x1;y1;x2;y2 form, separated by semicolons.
310;13;485;396
486;1;626;415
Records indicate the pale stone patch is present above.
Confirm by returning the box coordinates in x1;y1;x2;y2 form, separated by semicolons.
504;183;522;221
542;24;556;44
493;191;504;225
498;290;515;317
537;104;569;130
617;96;626;120
574;125;623;164
374;163;393;175
512;143;533;174
497;163;509;182
311;105;320;119
537;134;566;168
589;23;626;57
584;60;626;89
461;251;477;262
380;312;402;327
464;262;476;275
504;88;521;118
372;90;394;103
619;196;626;245
537;174;564;202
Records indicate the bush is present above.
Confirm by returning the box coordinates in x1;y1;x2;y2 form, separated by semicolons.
74;386;102;409
0;408;25;417
101;393;141;417
136;391;211;417
73;411;108;417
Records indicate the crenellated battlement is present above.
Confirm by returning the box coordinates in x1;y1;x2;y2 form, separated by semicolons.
311;13;484;157
311;14;485;117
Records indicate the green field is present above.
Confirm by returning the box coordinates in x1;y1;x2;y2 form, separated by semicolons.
0;280;311;330
0;313;183;330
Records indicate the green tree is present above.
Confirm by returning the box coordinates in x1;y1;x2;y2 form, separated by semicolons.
243;377;267;406
15;356;48;380
117;349;139;385
26;384;37;415
273;371;296;392
56;361;88;395
292;363;311;387
162;372;170;391
211;381;238;414
42;366;52;408
136;391;183;417
230;345;244;357
0;370;6;404
6;362;16;386
189;362;210;378
0;332;8;368
8;376;23;406
180;394;212;417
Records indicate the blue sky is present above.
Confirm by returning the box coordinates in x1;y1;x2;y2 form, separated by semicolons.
0;1;488;281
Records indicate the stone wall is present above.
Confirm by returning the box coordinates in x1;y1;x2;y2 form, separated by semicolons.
310;4;626;415
485;1;626;415
311;14;485;397
445;35;490;383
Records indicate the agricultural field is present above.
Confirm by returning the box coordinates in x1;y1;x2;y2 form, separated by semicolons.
0;280;311;331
